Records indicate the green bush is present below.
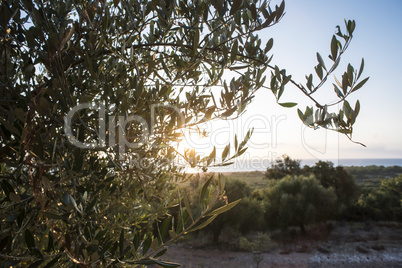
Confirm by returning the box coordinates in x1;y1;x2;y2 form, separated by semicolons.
304;161;359;209
218;226;242;248
263;175;337;234
225;177;252;201
238;233;277;252
207;179;265;241
265;157;359;216
354;175;402;221
239;237;255;251
187;178;265;243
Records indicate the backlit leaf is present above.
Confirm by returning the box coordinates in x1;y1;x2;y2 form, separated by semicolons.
190;215;218;232
279;102;297;108
331;35;338;61
357;58;365;80
206;199;241;217
230;40;238;64
351;77;369;93
316;52;326;70
265;38;273;53
154;248;168;258
222;143;230;161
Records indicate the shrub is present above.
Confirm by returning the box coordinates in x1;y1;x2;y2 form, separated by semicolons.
238;233;277;252
263;175;337;234
191;178;265;242
305;161;359;209
218;226;242;248
206;179;261;242
239;237;255;251
354;175;402;221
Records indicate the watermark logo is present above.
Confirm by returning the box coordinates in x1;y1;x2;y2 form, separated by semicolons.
64;102;186;160
64;102;340;167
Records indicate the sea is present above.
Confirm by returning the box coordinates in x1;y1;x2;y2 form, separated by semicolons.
205;158;402;173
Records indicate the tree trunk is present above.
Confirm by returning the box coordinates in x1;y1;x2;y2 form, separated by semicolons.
213;227;221;243
299;223;307;235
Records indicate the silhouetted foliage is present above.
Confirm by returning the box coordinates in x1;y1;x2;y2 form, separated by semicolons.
264;155;302;180
0;0;367;265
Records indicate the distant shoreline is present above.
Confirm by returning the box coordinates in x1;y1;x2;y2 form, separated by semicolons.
301;158;402;167
201;158;402;173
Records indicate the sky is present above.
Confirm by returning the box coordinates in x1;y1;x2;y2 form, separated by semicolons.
182;0;402;168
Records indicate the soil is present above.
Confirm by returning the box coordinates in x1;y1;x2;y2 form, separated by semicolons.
161;222;402;267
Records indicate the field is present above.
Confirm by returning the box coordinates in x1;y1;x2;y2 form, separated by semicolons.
167;168;402;267
220;171;267;190
177;171;268;191
182;168;395;191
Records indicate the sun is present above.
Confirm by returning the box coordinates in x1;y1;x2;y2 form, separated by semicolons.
170;127;215;172
177;128;212;156
172;119;235;172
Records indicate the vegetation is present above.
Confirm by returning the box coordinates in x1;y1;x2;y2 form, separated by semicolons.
352;175;402;221
344;165;402;189
263;175;337;234
0;0;368;266
304;161;359;211
264;155;302;180
203;178;264;242
238;233;276;252
181;160;402;247
266;156;359;210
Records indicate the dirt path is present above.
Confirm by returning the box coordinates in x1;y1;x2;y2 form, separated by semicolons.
162;222;402;267
163;245;402;268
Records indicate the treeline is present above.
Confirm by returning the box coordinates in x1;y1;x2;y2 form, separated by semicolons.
181;156;402;249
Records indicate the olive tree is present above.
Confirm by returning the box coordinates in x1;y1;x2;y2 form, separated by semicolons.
304;161;359;210
263;175;337;234
0;0;368;266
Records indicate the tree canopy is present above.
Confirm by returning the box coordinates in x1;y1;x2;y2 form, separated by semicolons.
263;175;337;234
265;156;359;210
304;161;359;208
0;0;368;266
265;154;302;180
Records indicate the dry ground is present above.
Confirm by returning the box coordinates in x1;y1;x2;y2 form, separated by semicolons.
161;222;402;267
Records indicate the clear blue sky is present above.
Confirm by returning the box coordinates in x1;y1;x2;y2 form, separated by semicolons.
257;0;402;160
185;0;402;166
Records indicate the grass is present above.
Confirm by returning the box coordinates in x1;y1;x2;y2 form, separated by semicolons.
220;171;267;190
178;171;268;191
180;169;389;192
